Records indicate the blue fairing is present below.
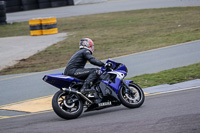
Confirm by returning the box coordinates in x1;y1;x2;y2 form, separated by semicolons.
102;80;134;95
124;80;134;86
43;73;80;89
102;78;122;94
101;59;128;75
100;59;129;95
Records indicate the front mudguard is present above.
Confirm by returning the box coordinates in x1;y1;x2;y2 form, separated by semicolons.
117;80;134;95
123;80;134;86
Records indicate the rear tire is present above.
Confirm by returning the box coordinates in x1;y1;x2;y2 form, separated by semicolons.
52;90;83;120
119;83;145;108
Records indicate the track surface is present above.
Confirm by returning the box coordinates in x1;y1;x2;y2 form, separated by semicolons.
0;87;200;133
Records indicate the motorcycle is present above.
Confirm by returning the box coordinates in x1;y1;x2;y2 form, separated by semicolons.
43;59;145;119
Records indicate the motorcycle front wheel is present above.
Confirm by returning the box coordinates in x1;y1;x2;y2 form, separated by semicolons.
119;83;145;108
52;90;83;120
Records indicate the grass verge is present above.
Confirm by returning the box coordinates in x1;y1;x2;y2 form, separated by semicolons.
128;63;200;88
0;6;200;75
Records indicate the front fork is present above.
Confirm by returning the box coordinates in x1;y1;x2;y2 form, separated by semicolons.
122;80;136;95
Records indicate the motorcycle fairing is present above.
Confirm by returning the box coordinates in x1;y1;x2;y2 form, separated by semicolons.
124;80;134;86
43;73;82;89
102;78;121;94
101;59;128;75
102;69;127;94
99;82;120;102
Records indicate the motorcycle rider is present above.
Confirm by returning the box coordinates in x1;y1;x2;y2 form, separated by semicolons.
64;38;106;94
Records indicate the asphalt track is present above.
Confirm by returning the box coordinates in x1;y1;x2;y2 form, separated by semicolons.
0;87;200;133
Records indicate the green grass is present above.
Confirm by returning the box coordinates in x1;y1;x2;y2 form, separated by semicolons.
0;22;29;37
0;6;200;75
128;63;200;88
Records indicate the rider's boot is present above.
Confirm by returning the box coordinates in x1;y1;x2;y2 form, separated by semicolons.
80;70;99;94
80;82;95;94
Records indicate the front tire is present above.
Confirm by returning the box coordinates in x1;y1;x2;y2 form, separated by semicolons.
52;90;83;120
119;83;145;108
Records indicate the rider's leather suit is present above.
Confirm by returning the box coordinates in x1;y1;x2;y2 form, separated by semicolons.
64;48;105;89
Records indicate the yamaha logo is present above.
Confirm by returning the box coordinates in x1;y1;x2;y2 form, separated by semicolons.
98;101;112;107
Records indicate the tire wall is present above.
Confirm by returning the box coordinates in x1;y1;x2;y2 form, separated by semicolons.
2;0;75;13
38;0;51;9
1;0;107;13
50;0;67;7
21;0;39;11
4;0;22;13
0;1;6;25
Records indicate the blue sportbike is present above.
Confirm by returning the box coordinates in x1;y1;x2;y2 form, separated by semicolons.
43;59;145;119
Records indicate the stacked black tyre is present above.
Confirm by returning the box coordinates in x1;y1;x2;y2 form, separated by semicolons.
21;0;38;11
67;0;74;5
4;0;22;13
50;0;67;7
38;0;51;9
0;1;6;25
1;0;75;13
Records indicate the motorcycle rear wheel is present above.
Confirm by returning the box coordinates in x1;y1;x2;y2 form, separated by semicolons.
52;90;83;120
119;83;145;108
